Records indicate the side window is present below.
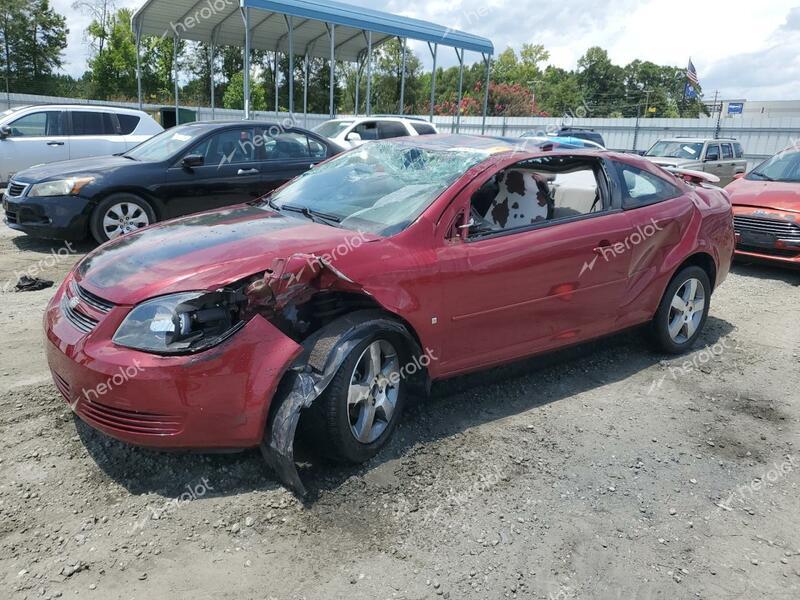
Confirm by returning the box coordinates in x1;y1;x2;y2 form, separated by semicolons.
117;114;141;135
353;121;379;141
721;144;733;160
70;111;117;136
261;132;318;160
7;111;64;137
378;121;409;139
467;156;605;237
733;143;744;158
411;122;437;135
616;163;680;208
194;128;255;166
307;137;328;159
705;144;720;161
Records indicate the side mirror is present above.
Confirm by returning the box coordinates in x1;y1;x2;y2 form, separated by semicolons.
181;154;204;168
0;126;11;140
345;132;362;143
733;172;745;180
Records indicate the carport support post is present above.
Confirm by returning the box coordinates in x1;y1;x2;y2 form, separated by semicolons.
274;51;279;116
209;36;216;120
365;31;373;116
354;55;361;115
286;16;294;118
173;36;180;126
481;53;491;134
428;42;438;123
328;24;336;118
303;54;309;127
134;20;142;110
455;48;464;133
241;7;251;120
399;37;407;115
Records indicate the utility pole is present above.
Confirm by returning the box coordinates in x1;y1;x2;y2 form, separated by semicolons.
713;90;722;139
633;89;651;152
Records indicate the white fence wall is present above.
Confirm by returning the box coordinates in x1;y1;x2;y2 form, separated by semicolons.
4;92;800;168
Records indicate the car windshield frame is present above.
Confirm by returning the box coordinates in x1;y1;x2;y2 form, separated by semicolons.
314;120;354;139
264;141;490;236
747;150;800;183
123;124;214;162
646;141;704;160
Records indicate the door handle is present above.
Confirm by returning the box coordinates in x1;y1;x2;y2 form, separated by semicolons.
237;168;259;175
47;141;64;146
593;240;612;255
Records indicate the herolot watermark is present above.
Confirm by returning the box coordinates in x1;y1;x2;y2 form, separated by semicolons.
2;241;77;293
72;360;145;412
130;477;215;533
580;218;665;277
168;0;236;39
648;338;733;395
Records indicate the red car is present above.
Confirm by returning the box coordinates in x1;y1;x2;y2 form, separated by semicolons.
44;135;734;495
725;146;800;266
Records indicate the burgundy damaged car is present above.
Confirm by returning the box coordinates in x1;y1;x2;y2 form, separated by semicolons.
45;135;735;495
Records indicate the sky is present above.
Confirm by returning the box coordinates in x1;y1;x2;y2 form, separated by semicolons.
52;0;800;101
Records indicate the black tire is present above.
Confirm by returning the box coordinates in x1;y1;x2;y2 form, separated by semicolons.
317;329;408;464
649;265;711;354
90;193;156;244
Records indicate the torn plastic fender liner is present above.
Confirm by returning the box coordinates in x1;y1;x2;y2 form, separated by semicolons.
260;310;423;498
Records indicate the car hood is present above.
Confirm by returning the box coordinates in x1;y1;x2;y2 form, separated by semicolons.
725;177;800;212
75;204;381;306
645;157;696;168
10;155;140;183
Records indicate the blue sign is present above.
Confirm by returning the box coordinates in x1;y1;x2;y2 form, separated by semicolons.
728;102;744;114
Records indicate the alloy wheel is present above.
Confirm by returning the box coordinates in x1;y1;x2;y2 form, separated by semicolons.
347;340;401;444
102;202;150;239
667;277;706;344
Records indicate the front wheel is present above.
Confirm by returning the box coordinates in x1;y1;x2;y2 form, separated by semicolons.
90;194;156;244
317;332;407;464
649;266;711;354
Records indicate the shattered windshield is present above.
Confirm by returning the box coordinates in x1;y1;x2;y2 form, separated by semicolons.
265;142;488;236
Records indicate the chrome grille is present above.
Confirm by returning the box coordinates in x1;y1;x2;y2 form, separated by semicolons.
6;182;27;197
61;295;99;333
71;281;115;314
734;215;800;240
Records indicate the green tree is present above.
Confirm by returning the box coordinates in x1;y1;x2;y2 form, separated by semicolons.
222;70;266;111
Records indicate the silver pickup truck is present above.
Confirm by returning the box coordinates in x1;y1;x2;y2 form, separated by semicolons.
644;138;747;186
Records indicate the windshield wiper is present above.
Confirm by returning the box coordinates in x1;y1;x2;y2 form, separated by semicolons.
279;203;341;225
749;171;774;181
119;154;138;161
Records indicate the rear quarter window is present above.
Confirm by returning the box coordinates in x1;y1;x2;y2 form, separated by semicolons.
411;122;437;135
616;163;681;209
734;143;744;158
117;114;141;135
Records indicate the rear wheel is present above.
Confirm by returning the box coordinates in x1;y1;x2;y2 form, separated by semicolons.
90;194;155;244
650;266;711;354
318;331;407;464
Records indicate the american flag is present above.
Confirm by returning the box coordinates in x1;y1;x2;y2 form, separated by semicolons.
686;59;699;87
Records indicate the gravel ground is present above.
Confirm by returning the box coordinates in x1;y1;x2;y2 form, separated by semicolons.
0;226;798;600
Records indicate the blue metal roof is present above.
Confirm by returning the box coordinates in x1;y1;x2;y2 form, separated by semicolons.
243;0;494;55
133;0;493;61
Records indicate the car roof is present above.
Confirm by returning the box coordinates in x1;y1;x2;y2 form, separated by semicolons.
8;104;150;116
657;137;738;143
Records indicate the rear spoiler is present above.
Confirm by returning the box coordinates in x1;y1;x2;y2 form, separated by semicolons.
664;167;720;186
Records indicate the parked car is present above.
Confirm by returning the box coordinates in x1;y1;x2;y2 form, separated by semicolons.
645;137;747;187
0;104;162;187
725;145;800;266
519;132;606;150
314;116;438;148
44;135;734;495
3;121;343;243
556;127;606;148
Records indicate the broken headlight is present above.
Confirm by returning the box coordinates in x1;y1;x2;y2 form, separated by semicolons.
112;291;248;355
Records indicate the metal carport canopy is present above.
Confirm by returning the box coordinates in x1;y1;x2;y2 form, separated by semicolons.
132;0;494;129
